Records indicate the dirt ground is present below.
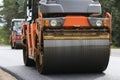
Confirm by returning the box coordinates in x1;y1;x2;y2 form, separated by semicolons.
0;69;17;80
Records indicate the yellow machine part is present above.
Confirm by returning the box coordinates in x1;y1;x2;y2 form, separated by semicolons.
43;33;110;40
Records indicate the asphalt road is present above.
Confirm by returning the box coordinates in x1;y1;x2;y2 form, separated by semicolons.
0;46;120;80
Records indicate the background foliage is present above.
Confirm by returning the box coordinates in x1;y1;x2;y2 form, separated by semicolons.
0;0;24;45
100;0;120;47
0;0;120;47
0;27;10;45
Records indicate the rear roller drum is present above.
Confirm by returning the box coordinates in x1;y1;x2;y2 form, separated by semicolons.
23;39;35;66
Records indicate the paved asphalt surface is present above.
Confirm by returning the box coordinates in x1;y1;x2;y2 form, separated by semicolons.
0;46;120;80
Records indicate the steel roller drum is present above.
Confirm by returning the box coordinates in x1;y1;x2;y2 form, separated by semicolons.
42;39;110;73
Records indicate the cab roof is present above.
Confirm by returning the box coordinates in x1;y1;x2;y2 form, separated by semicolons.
12;19;25;22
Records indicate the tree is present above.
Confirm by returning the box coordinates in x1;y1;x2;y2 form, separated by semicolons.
0;0;25;45
100;0;120;47
1;0;25;28
1;0;120;46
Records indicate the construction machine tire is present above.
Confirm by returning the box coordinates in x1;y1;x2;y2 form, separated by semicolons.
23;39;35;66
10;41;14;49
40;39;110;73
36;48;43;73
35;34;43;73
14;42;17;49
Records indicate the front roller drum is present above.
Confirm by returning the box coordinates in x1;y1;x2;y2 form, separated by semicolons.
40;39;110;73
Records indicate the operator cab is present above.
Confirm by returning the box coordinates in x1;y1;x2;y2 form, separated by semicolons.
39;0;101;14
26;0;101;22
11;19;25;35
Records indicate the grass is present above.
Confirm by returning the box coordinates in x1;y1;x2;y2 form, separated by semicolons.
111;45;120;49
0;27;10;45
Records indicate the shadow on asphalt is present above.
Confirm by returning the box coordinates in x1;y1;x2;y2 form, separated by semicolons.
2;65;106;80
47;73;105;80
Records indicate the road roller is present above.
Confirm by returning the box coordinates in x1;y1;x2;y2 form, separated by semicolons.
10;19;25;49
19;0;112;73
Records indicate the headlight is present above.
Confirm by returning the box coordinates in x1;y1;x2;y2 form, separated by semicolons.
43;18;65;28
50;20;57;27
88;17;110;28
96;20;102;27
